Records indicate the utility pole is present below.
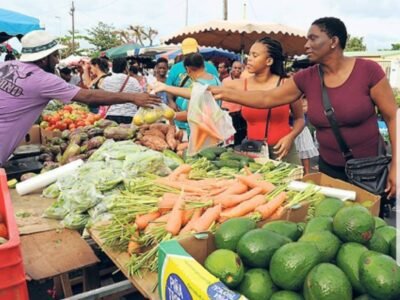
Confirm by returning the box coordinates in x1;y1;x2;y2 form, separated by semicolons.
243;0;247;20
223;0;228;20
185;0;188;26
70;1;75;54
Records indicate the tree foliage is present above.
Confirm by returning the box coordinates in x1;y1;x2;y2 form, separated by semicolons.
115;25;158;46
391;43;400;50
58;30;88;57
85;22;122;51
346;35;367;51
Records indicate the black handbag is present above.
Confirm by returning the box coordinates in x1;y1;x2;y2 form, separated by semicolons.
318;66;391;195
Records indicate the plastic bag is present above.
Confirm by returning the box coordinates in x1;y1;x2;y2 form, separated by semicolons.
187;83;235;155
133;103;175;126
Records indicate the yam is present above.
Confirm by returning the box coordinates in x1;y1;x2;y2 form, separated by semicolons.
176;142;189;151
140;135;169;151
175;130;184;142
166;126;177;150
143;128;165;139
149;123;169;134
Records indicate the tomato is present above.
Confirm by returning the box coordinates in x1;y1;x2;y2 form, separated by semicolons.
76;120;85;127
68;124;76;130
94;114;102;121
63;118;72;125
84;121;91;126
63;105;73;112
47;125;55;131
42;115;51;122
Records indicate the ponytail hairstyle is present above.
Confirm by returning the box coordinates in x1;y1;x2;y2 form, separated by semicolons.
256;37;287;77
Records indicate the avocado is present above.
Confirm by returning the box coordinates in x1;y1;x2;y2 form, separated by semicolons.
270;291;304;300
390;237;396;259
299;231;341;262
204;249;244;288
269;242;321;291
359;250;400;300
375;225;397;244
366;231;390;254
374;217;387;229
238;269;277;300
303;263;352;300
303;216;333;234
262;220;302;241
333;206;375;244
237;229;291;268
314;197;345;217
214;217;257;251
336;242;369;294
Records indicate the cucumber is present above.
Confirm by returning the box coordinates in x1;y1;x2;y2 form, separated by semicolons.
205;146;228;156
213;160;241;169
199;149;217;160
220;152;254;162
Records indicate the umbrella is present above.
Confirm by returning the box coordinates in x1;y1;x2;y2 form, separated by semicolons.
156;46;240;61
105;42;142;59
0;8;41;43
163;20;307;57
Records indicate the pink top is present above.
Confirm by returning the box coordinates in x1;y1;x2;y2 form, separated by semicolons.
293;58;385;166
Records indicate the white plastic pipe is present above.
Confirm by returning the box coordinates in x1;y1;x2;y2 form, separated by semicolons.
288;180;356;201
16;159;84;196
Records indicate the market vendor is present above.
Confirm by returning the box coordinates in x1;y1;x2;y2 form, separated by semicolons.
209;17;397;199
0;30;160;166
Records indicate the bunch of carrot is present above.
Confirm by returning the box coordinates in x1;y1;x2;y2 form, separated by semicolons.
99;163;303;277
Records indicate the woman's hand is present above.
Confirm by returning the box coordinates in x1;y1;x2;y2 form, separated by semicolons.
209;86;226;100
273;134;295;160
151;81;167;93
385;163;396;198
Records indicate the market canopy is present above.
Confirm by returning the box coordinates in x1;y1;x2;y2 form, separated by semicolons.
163;20;307;56
156;46;240;61
0;8;41;43
105;42;142;59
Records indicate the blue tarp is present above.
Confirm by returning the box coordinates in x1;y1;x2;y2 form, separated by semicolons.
156;47;240;61
0;8;41;36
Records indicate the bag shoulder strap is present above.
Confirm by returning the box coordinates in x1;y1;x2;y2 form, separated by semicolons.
318;66;353;160
179;74;190;87
119;75;130;93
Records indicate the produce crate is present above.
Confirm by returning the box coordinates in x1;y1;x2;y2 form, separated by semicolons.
40;128;62;144
158;233;246;300
0;169;28;300
302;173;381;216
18;125;41;146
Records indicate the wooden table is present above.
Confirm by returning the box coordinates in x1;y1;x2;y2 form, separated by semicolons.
89;227;160;300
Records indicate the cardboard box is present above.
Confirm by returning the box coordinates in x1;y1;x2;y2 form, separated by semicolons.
18;125;41;146
40;128;62;144
158;234;247;300
302;173;381;216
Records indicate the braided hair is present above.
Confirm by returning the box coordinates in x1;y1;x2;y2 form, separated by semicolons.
256;37;287;77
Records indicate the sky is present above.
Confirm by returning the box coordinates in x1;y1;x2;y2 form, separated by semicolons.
2;0;400;52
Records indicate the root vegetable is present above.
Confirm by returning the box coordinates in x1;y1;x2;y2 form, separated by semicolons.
140;135;169;151
143;129;165;139
166;126;177;150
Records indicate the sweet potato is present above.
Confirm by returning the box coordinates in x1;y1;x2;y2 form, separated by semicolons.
87;136;106;150
104;126;135;140
149;123;169;134
166;126;177;150
176;142;189;151
140;135;169;151
175;130;184;142
143;128;165;139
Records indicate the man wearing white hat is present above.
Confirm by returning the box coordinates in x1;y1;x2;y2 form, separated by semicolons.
0;30;160;166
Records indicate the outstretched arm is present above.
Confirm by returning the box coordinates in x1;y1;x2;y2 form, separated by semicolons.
209;77;303;109
73;88;160;108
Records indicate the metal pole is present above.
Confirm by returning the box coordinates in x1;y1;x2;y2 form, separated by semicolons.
243;0;247;20
223;0;228;20
70;1;75;54
185;0;188;26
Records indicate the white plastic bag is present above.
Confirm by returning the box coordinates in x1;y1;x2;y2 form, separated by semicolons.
187;83;236;155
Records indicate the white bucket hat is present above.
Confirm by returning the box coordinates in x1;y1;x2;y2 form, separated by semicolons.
19;30;66;62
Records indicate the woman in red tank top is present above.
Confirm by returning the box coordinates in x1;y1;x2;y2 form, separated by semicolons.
223;37;305;163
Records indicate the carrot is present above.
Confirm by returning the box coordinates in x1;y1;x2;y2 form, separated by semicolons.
144;213;170;235
192;204;222;233
165;194;186;235
218;206;236;223
156;178;206;193
220;195;266;219
268;206;286;220
237;175;276;194
168;164;192;180
135;211;161;230
182;209;194;225
179;208;202;235
255;191;287;220
127;231;141;255
217;181;248;196
243;165;253;176
218;187;264;208
199;109;223;140
192;120;223;141
194;128;208;152
158;193;180;210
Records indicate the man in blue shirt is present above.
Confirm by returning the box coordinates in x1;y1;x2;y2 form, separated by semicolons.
166;38;218;134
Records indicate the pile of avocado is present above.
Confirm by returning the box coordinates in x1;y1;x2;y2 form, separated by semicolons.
204;198;399;300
